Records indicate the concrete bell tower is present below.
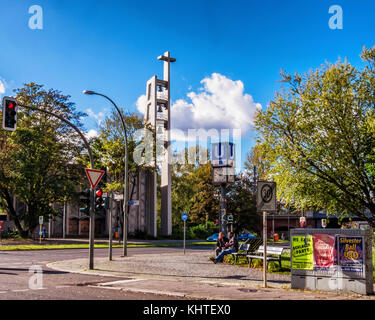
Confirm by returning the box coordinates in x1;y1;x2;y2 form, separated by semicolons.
141;51;176;236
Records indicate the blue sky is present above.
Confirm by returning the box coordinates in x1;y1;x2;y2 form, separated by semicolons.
0;0;374;169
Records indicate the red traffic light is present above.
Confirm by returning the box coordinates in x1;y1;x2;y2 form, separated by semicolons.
2;97;18;131
96;190;103;197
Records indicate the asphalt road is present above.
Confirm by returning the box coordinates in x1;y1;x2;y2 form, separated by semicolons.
0;246;211;300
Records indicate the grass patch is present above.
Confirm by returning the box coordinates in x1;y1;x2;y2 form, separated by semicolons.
0;241;214;251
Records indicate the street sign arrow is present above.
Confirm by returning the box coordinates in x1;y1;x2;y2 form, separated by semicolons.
85;168;105;189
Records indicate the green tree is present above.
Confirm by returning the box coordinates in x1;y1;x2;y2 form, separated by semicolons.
255;47;375;227
244;144;270;182
227;173;261;234
171;147;219;229
190;162;220;225
0;83;86;237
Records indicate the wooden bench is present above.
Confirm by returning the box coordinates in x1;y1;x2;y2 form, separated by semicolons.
231;238;263;264
247;245;286;269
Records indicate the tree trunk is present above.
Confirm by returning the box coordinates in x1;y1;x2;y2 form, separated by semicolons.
1;190;28;237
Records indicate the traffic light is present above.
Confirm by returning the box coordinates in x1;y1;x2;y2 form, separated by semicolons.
95;189;105;212
2;97;18;131
79;189;91;215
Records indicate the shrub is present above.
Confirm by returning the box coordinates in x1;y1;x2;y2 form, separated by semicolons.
189;224;210;239
1;228;21;239
129;229;156;240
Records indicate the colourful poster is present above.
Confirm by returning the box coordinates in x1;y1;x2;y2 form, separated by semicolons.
292;236;314;270
313;234;336;270
338;236;363;272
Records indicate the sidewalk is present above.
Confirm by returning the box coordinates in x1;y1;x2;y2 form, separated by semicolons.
47;250;373;300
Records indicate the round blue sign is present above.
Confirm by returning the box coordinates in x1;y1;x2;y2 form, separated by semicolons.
182;212;188;221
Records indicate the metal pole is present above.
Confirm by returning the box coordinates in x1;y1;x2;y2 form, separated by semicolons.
220;184;227;234
18;103;96;269
109;195;113;261
89;188;95;269
63;201;66;239
263;211;268;287
48;215;51;239
183;220;186;255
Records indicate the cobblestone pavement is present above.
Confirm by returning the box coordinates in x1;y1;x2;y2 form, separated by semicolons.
48;249;374;300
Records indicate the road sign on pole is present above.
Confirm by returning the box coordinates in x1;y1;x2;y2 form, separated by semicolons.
256;181;277;289
182;212;188;255
85;168;105;189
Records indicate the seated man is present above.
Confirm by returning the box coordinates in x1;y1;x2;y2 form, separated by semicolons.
211;232;239;264
215;232;228;256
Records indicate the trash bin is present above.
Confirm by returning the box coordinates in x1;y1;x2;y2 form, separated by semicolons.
274;233;279;242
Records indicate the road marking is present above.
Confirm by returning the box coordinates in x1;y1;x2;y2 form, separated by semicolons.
55;286;71;289
11;289;29;292
115;287;187;297
0;291;7;294
98;279;145;286
199;280;242;286
88;285;122;291
89;285;187;297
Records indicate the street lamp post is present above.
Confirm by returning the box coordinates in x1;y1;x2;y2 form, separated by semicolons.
83;90;129;257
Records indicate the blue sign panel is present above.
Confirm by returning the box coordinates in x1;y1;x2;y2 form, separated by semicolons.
182;212;188;221
211;142;235;167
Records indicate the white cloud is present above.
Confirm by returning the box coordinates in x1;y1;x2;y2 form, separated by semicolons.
86;129;99;139
136;73;261;140
86;108;105;126
136;94;147;115
0;79;6;96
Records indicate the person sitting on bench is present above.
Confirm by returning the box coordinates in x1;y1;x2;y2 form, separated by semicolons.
211;232;238;264
215;232;228;256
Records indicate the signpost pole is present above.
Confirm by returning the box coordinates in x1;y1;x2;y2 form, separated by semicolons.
220;184;227;234
257;181;276;288
63;201;66;239
263;211;267;287
184;219;186;255
182;212;188;255
109;194;113;261
39;216;43;244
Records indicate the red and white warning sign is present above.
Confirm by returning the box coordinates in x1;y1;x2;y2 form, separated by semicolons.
85;168;105;189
